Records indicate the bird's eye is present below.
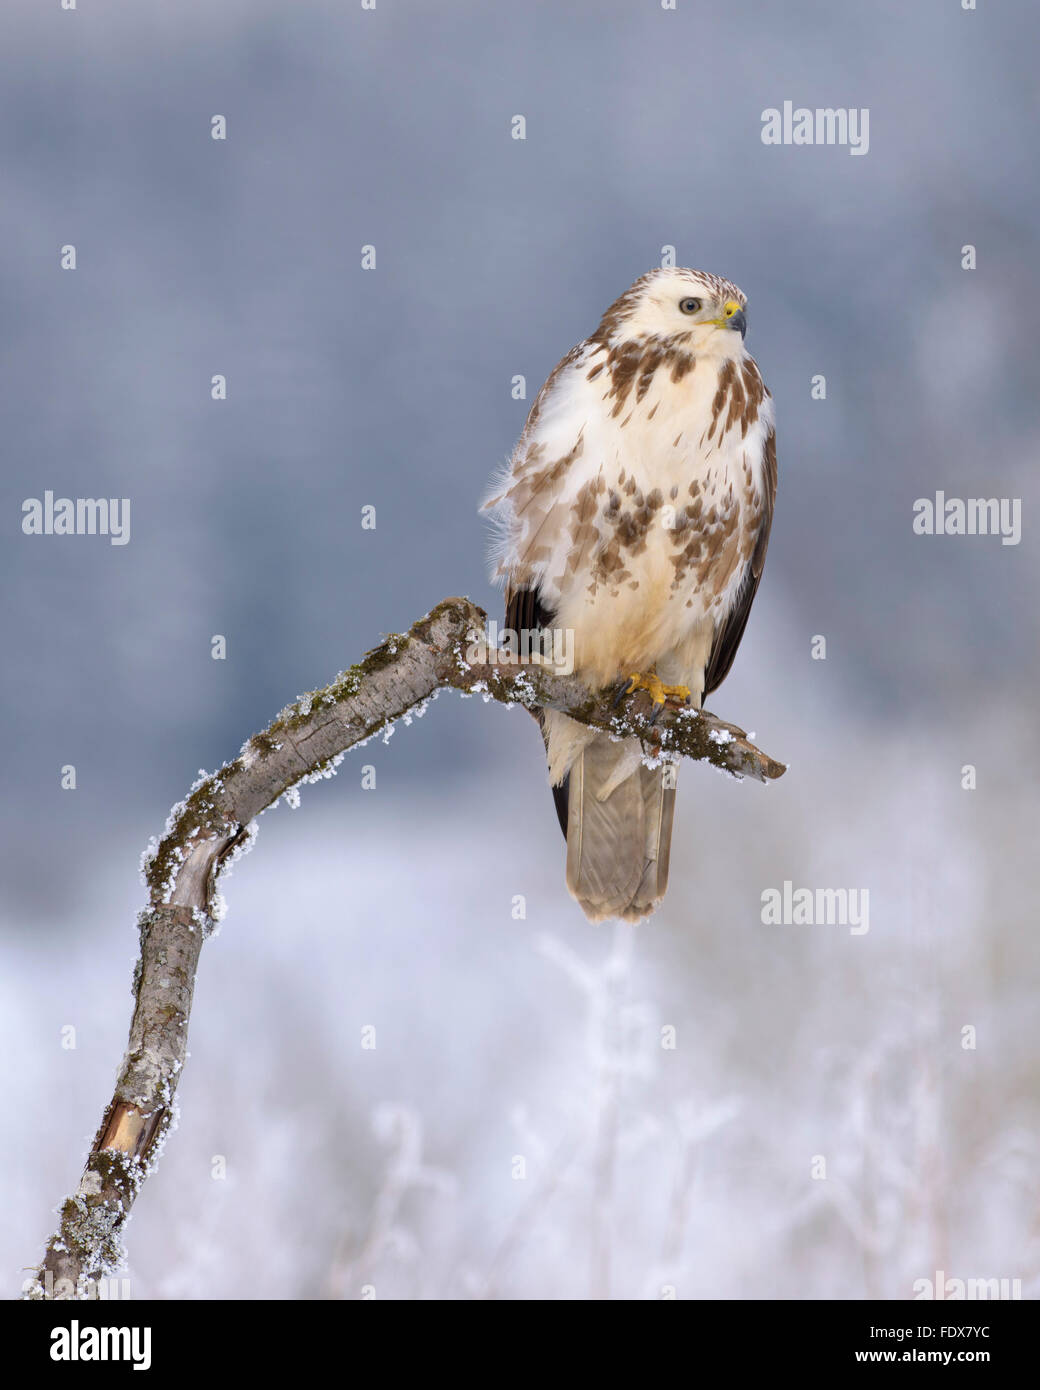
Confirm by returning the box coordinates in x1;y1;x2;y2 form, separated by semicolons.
679;297;702;315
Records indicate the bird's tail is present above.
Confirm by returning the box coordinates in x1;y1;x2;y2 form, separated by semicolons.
543;712;675;923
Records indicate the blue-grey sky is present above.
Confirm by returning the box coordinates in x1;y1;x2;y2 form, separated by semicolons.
3;0;1040;1304
4;3;1037;911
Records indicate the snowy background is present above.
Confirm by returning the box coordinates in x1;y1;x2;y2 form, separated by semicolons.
2;0;1038;1299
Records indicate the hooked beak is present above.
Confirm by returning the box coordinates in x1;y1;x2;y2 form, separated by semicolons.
708;299;748;339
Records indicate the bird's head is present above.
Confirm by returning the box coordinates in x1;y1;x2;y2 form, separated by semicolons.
598;267;749;360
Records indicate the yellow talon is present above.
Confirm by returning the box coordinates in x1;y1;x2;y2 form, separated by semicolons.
623;672;691;708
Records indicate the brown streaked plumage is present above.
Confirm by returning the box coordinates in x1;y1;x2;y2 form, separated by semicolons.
483;267;778;923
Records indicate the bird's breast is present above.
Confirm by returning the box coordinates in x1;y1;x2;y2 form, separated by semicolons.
544;349;773;684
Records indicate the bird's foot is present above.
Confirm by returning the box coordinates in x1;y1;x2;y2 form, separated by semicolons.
612;672;692;722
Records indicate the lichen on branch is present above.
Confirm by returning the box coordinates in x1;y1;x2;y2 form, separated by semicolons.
24;596;783;1298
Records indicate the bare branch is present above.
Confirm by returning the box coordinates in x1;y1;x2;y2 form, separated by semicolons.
23;596;783;1298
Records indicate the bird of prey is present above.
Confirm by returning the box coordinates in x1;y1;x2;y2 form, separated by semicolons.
482;267;777;923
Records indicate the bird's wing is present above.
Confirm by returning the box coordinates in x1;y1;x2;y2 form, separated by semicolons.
482;340;604;609
504;581;570;839
504;582;555;639
703;425;777;697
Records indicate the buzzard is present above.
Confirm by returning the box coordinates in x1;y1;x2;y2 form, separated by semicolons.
482;268;777;922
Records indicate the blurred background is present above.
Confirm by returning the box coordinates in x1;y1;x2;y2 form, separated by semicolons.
2;0;1038;1298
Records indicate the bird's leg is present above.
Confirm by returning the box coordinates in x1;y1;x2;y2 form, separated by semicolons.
611;671;692;720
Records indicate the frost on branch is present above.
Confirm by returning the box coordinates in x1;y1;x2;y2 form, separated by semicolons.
26;596;783;1299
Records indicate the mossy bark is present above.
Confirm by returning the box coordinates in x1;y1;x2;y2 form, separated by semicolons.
24;596;782;1298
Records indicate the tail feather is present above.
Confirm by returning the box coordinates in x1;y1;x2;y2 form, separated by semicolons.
563;732;675;923
624;760;676;921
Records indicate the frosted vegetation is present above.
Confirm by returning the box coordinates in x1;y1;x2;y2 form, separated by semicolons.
3;682;1035;1300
